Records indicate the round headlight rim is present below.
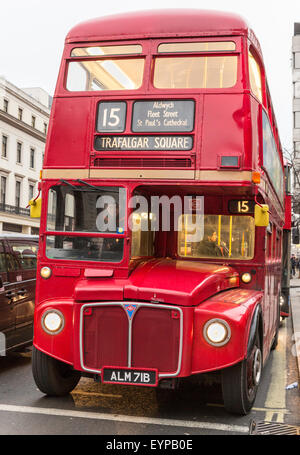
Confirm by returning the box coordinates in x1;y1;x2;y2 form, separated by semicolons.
41;309;64;335
203;318;231;347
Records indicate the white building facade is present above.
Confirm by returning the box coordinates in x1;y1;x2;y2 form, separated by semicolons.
0;78;51;234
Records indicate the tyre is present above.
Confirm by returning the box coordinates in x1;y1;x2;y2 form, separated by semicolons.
32;346;81;396
221;331;262;415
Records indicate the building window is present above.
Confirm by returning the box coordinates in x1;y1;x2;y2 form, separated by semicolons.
30;148;35;168
17;142;22;163
29;183;35;201
18;108;23;121
2;135;8;158
44;123;48;134
3;99;8;113
3;222;22;233
15;180;21;208
0;176;6;205
31;115;36;128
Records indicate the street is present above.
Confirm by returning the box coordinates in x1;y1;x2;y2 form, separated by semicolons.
0;313;299;436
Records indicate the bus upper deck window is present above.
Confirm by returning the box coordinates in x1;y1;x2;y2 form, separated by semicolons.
71;44;143;57
66;58;144;92
158;41;236;53
248;51;262;103
154;55;237;89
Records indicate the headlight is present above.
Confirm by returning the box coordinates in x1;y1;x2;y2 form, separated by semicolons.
280;295;285;307
203;319;231;347
40;267;52;279
42;310;64;335
241;272;252;283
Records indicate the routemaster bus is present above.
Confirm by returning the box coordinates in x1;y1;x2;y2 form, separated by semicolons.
30;9;289;415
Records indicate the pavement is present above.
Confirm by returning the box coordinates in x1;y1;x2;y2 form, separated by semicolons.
289;277;300;380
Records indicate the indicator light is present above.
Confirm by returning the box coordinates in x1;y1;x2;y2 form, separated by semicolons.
40;267;52;279
252;172;261;184
241;272;252;283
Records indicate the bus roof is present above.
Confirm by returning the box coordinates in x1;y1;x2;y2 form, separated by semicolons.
65;9;252;44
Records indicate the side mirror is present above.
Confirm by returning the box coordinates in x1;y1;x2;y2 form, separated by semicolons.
28;197;42;218
254;204;269;227
292;227;300;244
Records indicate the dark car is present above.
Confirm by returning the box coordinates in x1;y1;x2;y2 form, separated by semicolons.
0;234;38;355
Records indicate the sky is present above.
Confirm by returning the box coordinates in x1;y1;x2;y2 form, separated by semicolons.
0;0;299;151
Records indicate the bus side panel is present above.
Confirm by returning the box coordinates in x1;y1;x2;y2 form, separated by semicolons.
44;97;92;168
33;300;75;365
201;94;252;170
250;95;260;170
191;293;262;373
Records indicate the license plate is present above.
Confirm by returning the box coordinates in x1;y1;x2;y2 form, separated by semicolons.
102;367;157;386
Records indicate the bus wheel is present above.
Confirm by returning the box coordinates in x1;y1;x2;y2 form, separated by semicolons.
221;332;262;415
32;346;81;396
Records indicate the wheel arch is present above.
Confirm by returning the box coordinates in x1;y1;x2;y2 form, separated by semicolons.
246;303;263;359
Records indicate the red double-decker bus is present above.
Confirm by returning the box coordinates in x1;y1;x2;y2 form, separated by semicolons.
31;10;290;415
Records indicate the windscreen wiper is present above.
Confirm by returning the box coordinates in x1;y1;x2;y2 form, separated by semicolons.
59;178;119;193
76;179;119;193
59;179;78;188
76;179;100;190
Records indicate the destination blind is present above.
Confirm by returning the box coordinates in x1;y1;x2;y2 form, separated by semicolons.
94;99;194;151
132;100;195;132
94;135;193;151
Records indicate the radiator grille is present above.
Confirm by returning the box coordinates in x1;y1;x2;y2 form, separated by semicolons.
81;303;182;375
91;157;193;168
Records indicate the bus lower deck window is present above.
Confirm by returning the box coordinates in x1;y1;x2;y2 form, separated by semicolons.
178;214;255;259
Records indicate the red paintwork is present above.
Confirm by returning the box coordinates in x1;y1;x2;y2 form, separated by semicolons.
65;10;251;43
74;259;238;305
34;10;288;383
284;195;292;230
124;259;239;306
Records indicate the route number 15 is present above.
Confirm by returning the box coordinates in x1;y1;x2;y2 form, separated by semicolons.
96;101;126;132
238;201;250;213
228;200;255;214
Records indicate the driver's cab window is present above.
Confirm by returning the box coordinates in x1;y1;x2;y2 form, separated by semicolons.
131;211;155;258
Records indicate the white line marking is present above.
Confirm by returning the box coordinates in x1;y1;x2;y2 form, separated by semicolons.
0;404;248;433
71;391;122;399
